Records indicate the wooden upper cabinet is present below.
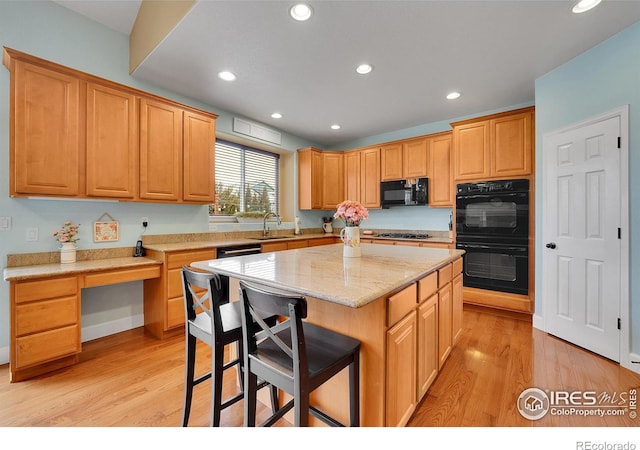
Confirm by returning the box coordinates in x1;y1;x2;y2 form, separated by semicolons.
381;138;428;181
86;82;137;198
453;120;490;181
4;47;218;204
403;137;428;179
298;148;323;210
452;106;534;181
344;150;361;203
9;57;81;196
360;147;381;208
321;152;344;209
183;110;216;202
380;143;404;181
139;98;183;201
491;110;533;177
427;132;453;207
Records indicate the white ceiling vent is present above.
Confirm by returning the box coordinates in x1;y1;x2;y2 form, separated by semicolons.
233;117;282;145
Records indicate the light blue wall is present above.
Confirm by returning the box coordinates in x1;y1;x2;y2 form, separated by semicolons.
0;1;319;355
534;21;640;353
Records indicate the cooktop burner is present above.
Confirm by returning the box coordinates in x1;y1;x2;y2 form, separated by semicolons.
378;233;430;240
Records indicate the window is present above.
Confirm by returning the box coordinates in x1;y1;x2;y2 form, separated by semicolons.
210;139;280;216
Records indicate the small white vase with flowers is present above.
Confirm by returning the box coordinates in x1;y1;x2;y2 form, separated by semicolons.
52;221;80;264
333;200;368;258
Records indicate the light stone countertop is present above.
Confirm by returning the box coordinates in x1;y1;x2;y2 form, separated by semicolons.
3;257;162;282
190;243;464;308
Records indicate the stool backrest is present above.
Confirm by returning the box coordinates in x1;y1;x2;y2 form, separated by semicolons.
239;281;309;383
181;266;226;333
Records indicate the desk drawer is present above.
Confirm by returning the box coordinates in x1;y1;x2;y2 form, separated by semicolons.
15;324;80;369
14;277;77;304
15;295;79;336
167;296;185;329
387;283;417;327
83;266;160;288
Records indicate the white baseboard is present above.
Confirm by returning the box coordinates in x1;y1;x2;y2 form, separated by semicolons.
623;352;640;375
81;314;144;343
532;313;545;331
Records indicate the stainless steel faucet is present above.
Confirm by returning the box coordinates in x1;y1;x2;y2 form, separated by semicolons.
263;212;281;237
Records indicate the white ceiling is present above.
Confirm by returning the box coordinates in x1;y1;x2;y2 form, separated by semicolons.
53;0;640;147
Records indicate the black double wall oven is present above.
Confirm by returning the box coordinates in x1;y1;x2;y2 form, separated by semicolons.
455;179;529;296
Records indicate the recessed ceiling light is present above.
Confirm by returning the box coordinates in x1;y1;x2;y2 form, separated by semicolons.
271;112;283;119
572;0;602;13
446;91;461;100
290;3;313;21
218;71;236;81
331;124;341;130
356;64;373;75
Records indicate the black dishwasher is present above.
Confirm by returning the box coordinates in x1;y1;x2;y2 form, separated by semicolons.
215;244;262;301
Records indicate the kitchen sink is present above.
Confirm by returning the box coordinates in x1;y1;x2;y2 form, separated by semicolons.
251;235;295;240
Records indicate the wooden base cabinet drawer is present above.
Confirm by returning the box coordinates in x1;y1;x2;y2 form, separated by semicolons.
166;296;185;329
387;283;417;326
167;249;216;270
418;272;438;303
438;263;453;288
14;277;77;303
15;295;79;336
15;325;80;369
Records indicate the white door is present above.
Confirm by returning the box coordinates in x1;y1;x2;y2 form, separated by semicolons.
543;115;621;362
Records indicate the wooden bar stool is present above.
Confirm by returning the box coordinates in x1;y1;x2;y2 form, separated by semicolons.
239;280;361;427
181;266;278;426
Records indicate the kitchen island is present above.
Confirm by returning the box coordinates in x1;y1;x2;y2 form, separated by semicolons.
191;243;464;426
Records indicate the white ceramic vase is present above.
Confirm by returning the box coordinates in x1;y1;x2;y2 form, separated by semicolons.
340;226;361;258
60;242;77;264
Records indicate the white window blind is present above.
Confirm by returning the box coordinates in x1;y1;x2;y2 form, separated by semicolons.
211;139;280;216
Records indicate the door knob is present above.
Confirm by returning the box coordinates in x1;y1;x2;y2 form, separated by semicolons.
546;242;556;249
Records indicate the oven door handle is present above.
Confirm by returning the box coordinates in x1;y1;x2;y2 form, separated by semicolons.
456;192;528;201
457;243;528;253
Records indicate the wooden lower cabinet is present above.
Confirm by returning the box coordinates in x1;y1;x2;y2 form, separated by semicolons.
438;282;453;369
143;248;216;339
386;310;417;427
452;273;463;344
417;294;439;399
11;276;81;379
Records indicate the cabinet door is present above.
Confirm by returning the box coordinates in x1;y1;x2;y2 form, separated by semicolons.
428;133;453;207
452;273;463;345
417;294;438;400
86;83;137;198
297;148;323;210
380;143;404;181
344;151;361;203
11;60;81;196
453;120;490;180
386;311;417;427
403;137;428;179
438;283;453;369
139;98;183;201
183;110;216;202
321;152;344;209
491;111;533;177
360;147;381;208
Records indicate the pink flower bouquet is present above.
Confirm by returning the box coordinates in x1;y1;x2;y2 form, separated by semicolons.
52;220;80;243
333;200;369;227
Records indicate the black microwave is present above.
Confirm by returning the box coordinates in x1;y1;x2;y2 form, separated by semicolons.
380;178;428;208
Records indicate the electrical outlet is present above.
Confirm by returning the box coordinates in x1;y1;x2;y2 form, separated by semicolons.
26;227;38;241
141;217;148;227
0;216;11;231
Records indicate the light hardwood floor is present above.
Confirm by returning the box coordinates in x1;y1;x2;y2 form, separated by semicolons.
1;307;639;427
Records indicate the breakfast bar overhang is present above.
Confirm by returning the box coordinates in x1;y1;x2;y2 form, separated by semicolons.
191;243;464;427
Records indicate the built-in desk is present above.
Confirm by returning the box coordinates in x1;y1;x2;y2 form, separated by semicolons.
3;257;162;382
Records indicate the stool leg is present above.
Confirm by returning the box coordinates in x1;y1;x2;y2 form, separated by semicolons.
210;342;225;427
243;368;258;427
181;332;197;427
349;353;360;427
